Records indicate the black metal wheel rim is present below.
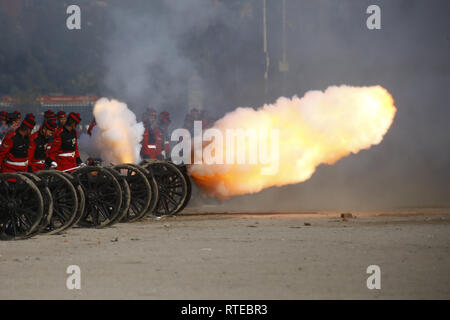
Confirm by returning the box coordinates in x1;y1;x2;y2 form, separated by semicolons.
103;167;131;226
175;164;192;214
74;166;122;228
142;161;188;216
58;171;86;228
112;164;151;222
36;171;78;235
19;172;54;236
0;173;44;240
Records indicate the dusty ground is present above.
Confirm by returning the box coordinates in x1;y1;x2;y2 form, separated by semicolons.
0;208;449;299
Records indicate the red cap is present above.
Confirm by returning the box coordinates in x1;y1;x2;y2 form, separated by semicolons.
57;110;66;118
44;109;56;119
7;112;19;121
146;107;157;115
22;113;36;129
44;118;58;131
68;112;81;124
159;111;171;124
143;107;157;119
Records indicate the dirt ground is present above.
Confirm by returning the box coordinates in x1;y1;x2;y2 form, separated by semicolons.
0;208;449;299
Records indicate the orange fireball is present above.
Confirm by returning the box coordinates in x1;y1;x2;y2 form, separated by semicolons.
189;85;397;199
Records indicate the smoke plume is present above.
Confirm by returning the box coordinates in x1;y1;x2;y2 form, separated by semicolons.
189;85;397;199
90;98;144;164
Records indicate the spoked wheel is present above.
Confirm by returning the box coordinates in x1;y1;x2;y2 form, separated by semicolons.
103;167;131;225
139;160;160;215
176;164;192;214
58;171;86;228
36;171;78;235
112;164;152;222
0;173;44;240
19;172;54;236
73;166;122;228
141;160;188;216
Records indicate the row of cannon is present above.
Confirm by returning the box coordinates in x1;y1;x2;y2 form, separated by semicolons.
0;160;191;240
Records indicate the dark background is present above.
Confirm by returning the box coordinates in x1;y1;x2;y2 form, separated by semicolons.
0;0;449;209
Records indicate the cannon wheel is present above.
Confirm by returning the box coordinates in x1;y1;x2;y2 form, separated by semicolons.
74;166;122;228
141;160;188;216
58;171;86;228
128;163;159;217
112;164;151;222
19;172;54;235
176;164;192;214
36;171;78;235
0;173;44;240
104;167;131;225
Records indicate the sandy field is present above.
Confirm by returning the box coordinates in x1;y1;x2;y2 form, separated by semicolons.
0;208;449;299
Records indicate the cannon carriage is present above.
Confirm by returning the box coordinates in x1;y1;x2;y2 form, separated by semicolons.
0;160;192;240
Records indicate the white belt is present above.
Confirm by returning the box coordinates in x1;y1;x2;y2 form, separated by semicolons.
58;152;75;157
32;160;45;164
6;160;28;167
147;145;156;149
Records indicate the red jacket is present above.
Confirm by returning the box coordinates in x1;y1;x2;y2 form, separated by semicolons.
141;126;157;159
47;127;81;172
153;126;171;160
29;130;51;172
87;121;96;136
0;130;32;173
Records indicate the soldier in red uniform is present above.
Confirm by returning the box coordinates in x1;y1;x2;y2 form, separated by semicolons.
57;110;66;129
0;110;6;126
87;118;96;136
46;112;84;172
0;113;35;173
0;111;7;141
13;110;21;122
153;111;171;160
140;107;158;159
29;118;57;172
6;112;21;133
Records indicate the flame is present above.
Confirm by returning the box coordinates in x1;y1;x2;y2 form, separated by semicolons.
189;85;397;199
92;98;144;164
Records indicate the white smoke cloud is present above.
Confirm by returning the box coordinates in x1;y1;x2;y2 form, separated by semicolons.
88;98;145;165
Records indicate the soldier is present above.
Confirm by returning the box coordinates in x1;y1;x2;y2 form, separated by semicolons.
57;110;66;128
0;113;35;173
13;110;21;122
29;118;57;172
183;107;202;136
190;108;201;121
140;107;158;159
183;113;195;136
46;112;84;172
0;111;7;141
6;112;21;132
0;111;6;126
87;117;96;136
153;110;171;160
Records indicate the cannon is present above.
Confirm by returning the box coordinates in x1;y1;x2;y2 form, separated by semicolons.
0;160;192;240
